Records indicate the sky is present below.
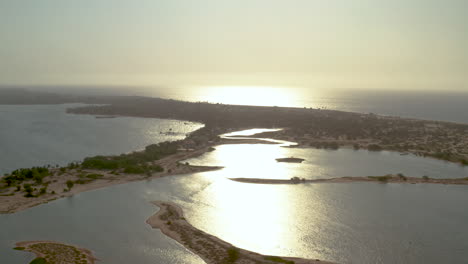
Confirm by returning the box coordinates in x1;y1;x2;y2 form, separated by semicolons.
0;0;467;91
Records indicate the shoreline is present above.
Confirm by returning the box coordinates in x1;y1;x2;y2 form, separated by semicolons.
230;175;468;185
147;201;333;264
15;240;97;264
0;134;281;215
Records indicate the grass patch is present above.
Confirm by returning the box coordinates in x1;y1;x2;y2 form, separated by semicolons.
85;173;103;179
13;247;25;250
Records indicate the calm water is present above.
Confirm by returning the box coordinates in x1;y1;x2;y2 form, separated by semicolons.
1;106;468;264
185;144;468;180
0;104;203;175
1;146;468;263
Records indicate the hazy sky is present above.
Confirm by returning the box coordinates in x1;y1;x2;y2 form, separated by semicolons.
1;0;467;91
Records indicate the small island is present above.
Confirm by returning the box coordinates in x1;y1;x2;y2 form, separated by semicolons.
276;157;305;163
229;174;468;185
147;201;331;264
14;241;97;264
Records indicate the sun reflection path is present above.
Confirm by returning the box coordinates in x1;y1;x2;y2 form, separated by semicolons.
179;128;330;259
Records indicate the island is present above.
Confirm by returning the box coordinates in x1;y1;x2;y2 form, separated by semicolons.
14;241;97;264
276;157;305;163
229;174;468;185
147;201;332;264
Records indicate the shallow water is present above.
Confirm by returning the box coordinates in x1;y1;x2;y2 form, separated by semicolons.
0;104;203;175
185;144;468;180
1;167;468;263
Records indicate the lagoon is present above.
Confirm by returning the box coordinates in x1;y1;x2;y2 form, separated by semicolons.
1;105;468;264
2;130;468;263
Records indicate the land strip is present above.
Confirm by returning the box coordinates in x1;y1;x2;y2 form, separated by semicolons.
147;201;332;264
15;241;97;264
230;174;468;185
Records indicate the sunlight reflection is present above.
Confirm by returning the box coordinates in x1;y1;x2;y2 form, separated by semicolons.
195;178;297;254
180;172;331;259
223;128;282;137
196;86;299;107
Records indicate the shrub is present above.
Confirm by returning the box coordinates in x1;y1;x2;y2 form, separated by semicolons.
368;176;391;182
368;144;383;151
39;187;47;195
397;173;407;181
66;180;74;189
85;173;103;179
226;247;240;263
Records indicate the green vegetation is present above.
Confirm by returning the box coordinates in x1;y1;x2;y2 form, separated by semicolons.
422;175;430;180
66;180;74;190
83;173;103;179
397;173;407;181
368;144;383;151
23;184;34;197
81;141;175;174
263;256;295;264
29;258;47;264
368;175;392;182
2;167;50;187
16;242;92;264
225;247;240;263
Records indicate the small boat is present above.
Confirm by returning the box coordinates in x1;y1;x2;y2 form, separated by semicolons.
275;157;305;163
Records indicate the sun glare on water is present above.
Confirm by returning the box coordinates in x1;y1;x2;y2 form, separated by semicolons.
195;86;299;107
